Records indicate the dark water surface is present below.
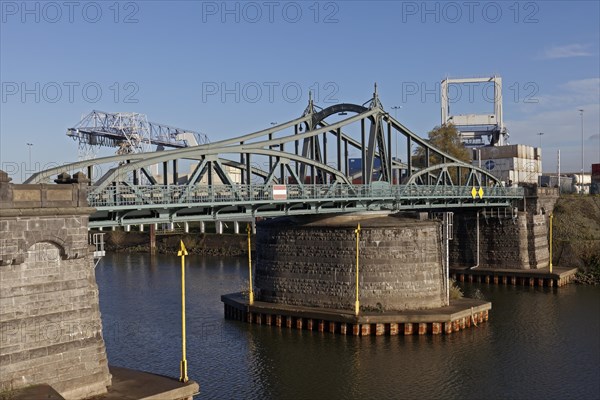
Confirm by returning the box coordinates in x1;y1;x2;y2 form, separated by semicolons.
96;253;600;400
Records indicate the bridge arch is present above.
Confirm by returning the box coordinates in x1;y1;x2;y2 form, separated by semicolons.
311;103;371;126
404;162;502;187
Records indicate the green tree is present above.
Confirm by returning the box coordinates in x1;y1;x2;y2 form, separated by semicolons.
411;124;471;184
414;124;471;165
428;124;471;162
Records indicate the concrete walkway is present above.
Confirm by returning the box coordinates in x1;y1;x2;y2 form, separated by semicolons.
98;366;199;399
7;366;199;400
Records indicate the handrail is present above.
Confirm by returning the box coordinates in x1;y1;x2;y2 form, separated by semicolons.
86;184;524;208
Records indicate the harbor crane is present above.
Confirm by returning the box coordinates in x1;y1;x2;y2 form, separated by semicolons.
67;110;209;159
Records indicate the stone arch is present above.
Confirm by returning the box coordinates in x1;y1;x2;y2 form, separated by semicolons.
25;241;64;266
17;235;74;264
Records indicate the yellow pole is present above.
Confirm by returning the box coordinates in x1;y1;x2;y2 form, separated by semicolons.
355;223;361;316
247;223;254;304
178;240;188;383
549;213;553;273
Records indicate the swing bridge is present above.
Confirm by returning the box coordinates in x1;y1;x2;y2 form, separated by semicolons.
25;87;524;228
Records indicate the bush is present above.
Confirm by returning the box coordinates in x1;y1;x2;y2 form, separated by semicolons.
449;279;463;299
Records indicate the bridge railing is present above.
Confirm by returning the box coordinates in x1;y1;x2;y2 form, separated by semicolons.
86;184;524;208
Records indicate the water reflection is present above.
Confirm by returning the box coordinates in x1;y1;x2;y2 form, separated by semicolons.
96;254;600;399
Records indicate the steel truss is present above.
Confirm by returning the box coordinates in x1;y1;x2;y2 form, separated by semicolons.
27;86;523;227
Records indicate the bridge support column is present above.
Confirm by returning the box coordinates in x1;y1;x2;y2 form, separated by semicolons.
140;224;144;232
450;210;550;270
216;221;223;234
234;221;240;234
0;171;112;397
184;222;189;233
149;224;156;255
125;225;130;232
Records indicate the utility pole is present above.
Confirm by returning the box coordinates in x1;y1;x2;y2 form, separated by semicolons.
557;150;561;194
579;109;584;192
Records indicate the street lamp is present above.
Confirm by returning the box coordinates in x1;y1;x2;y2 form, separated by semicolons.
391;106;402;158
391;106;402;120
26;143;33;170
579;109;584;178
537;132;544;149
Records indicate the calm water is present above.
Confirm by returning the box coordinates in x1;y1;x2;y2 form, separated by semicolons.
96;253;600;400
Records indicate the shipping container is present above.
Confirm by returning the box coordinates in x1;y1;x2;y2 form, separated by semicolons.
479;144;537;160
472;157;541;176
539;175;578;192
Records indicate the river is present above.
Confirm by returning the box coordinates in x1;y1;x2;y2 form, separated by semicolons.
96;253;600;400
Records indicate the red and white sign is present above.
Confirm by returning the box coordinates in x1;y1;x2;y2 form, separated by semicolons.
272;185;287;200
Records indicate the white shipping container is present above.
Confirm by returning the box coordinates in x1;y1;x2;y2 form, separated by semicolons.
476;157;541;172
479;144;537;160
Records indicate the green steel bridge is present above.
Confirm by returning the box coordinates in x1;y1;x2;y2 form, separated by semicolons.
26;86;524;229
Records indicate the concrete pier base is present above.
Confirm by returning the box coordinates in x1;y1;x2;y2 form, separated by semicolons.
222;293;491;337
450;266;578;287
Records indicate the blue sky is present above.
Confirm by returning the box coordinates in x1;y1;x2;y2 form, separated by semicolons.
1;0;599;181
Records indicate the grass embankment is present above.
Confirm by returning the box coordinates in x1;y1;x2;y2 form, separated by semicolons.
552;195;600;284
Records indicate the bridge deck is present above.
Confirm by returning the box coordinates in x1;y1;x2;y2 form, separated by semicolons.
87;184;524;228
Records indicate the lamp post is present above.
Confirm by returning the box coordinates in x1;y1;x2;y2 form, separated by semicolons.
579;109;584;193
537;132;544;149
26;143;33;170
391;106;402;182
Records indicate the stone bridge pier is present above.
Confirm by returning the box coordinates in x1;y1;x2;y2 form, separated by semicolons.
449;186;559;270
0;171;112;399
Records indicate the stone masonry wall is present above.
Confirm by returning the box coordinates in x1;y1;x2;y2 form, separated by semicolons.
449;210;549;270
528;214;550;268
521;185;560;216
0;171;111;399
255;214;446;312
